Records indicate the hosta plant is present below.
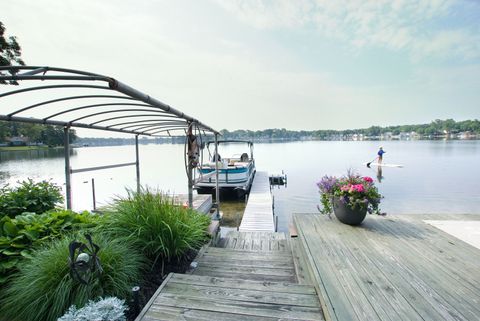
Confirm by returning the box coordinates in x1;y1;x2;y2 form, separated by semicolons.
0;210;98;285
0;179;63;218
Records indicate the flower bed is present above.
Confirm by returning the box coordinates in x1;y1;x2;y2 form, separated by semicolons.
0;180;211;321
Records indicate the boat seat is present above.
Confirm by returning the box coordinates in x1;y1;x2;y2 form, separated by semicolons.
240;153;249;162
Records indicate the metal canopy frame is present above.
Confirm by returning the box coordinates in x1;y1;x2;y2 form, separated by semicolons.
0;66;221;213
0;66;218;136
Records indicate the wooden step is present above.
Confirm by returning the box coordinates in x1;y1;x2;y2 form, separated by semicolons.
136;273;324;321
192;245;297;283
205;246;293;258
217;231;291;252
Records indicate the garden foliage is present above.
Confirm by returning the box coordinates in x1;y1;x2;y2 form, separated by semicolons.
0;210;98;284
58;297;127;321
100;189;211;264
0;234;143;321
0;179;63;218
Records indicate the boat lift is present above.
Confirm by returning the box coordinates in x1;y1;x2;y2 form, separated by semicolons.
0;66;221;216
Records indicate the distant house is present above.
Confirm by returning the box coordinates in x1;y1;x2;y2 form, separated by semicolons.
380;132;393;139
8;136;28;146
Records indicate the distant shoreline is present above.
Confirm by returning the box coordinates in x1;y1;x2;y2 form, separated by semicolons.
1;136;478;151
74;136;479;148
0;145;51;152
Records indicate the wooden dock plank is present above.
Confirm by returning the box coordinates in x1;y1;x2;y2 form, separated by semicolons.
143;305;298;321
205;246;292;257
240;171;275;232
289;237;313;285
192;268;296;283
196;256;295;269
151;294;323;320
170;273;316;295
293;213;480;321
162;282;320;307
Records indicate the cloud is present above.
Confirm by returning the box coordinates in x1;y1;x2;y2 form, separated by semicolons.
213;0;480;61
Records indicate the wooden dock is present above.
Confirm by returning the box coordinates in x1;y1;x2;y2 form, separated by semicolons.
239;171;275;232
293;213;480;321
135;231;324;321
173;194;212;214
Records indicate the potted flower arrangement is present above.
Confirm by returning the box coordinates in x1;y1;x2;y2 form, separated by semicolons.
317;172;383;225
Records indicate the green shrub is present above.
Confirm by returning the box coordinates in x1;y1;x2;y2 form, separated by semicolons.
100;189;210;264
0;210;99;285
0;233;144;321
0;179;63;218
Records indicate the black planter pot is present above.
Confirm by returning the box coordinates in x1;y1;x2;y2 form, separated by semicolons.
332;197;367;225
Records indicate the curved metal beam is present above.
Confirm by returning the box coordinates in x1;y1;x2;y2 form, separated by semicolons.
0;114;152;136
68;110;174;124
44;103;165;121
94;114;181;127
0;84;111;99
100;115;184;128
148;127;190;135
8;95;137;117
114;118;180;129
121;121;187;132
1;66;107;78
129;122;188;133
142;124;191;133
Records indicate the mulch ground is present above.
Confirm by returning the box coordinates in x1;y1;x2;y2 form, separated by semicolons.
125;249;198;321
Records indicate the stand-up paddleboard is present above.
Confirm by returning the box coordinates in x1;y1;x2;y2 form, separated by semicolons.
364;162;403;168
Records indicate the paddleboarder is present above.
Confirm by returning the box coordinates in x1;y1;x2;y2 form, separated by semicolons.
377;146;385;164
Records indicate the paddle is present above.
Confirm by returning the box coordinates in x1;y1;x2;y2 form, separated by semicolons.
366;157;378;167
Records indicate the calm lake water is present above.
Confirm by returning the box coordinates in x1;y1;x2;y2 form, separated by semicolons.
1;140;479;232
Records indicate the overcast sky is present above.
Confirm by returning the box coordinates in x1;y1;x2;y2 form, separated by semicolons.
2;0;479;133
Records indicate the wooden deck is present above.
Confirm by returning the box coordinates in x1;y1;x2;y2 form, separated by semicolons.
293;213;480;321
173;194;212;214
239;171;275;232
135;231;324;321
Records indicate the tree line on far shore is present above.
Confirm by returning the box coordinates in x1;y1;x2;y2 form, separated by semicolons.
1;118;478;148
0;122;77;146
219;118;480;141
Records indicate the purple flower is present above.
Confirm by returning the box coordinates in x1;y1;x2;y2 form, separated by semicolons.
317;175;337;193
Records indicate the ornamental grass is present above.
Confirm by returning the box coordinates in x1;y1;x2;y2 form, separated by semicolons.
98;188;211;265
0;234;144;321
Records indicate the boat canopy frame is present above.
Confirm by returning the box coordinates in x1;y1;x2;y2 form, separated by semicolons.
0;66;221;214
204;139;254;161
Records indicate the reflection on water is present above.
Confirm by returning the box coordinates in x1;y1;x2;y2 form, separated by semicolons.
0;148;74;162
0;141;479;233
376;166;384;183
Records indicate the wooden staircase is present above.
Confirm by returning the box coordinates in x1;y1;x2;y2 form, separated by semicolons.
136;231;324;321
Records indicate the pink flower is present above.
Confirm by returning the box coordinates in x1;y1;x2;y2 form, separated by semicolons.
363;176;373;183
354;184;365;193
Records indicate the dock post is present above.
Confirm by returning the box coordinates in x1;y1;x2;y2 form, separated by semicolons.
135;135;140;193
64;126;72;210
214;133;220;219
91;178;96;211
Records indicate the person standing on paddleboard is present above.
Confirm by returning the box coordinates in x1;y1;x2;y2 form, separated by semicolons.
377;147;386;164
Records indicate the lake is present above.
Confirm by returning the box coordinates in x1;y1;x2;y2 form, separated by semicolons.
1;140;479;232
